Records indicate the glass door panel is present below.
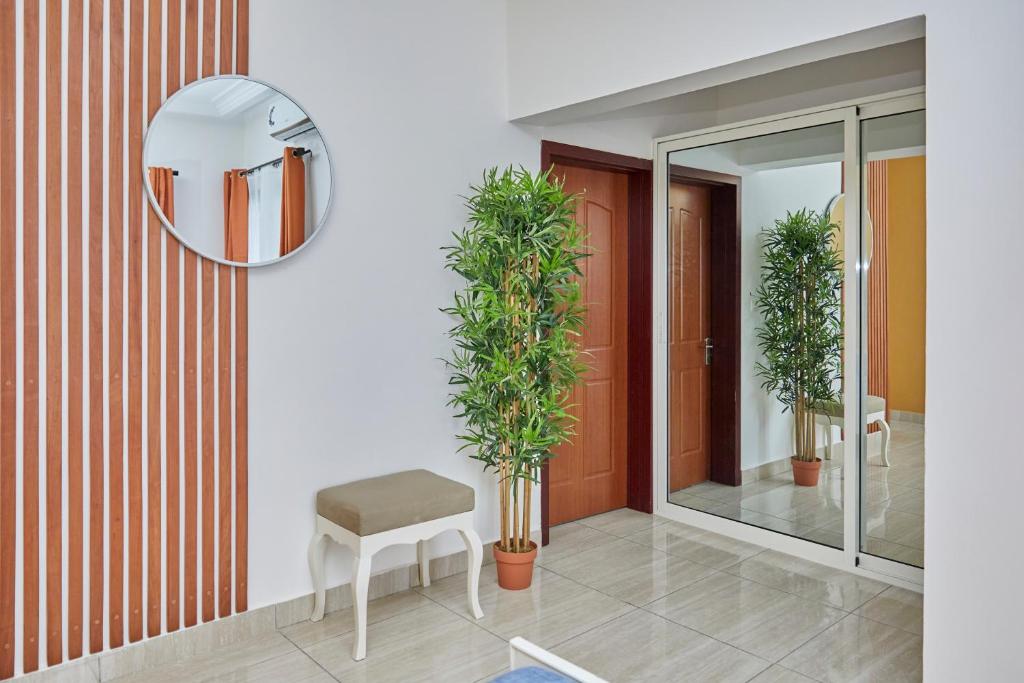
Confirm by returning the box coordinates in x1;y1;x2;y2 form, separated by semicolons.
859;110;926;568
666;121;847;548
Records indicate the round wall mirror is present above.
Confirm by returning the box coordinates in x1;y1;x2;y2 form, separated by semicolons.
144;76;333;266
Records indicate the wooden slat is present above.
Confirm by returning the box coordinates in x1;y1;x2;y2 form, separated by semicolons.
66;0;85;660
234;271;247;612
0;0;17;676
236;0;248;76
200;260;215;622
183;251;197;628
145;0;163;639
87;0;105;654
165;0;182;635
44;0;64;666
217;267;231;618
184;0;198;84
201;0;214;77
127;0;144;645
868;161;890;428
219;0;232;74
21;0;42;672
167;0;181;95
182;0;199;631
107;0;125;650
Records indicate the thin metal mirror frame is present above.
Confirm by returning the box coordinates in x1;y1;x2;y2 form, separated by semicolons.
652;88;925;590
142;74;336;268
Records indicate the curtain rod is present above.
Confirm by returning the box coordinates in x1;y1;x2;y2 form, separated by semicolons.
239;147;310;177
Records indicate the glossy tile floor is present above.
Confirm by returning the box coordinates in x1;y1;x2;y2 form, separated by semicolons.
669;422;925;567
98;508;921;683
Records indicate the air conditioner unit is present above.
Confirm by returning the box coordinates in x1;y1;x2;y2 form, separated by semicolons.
267;96;314;141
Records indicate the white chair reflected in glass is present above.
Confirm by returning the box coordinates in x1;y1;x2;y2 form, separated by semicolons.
814;194;890;467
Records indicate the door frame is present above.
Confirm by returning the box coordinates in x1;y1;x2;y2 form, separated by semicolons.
669;166;742;487
539;141;653;546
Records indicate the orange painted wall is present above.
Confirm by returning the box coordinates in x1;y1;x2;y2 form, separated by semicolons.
886;156;927;414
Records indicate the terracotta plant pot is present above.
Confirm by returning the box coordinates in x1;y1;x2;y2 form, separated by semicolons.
492;541;538;590
791;456;822;487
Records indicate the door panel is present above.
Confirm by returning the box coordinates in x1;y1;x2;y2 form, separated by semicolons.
669;182;711;492
549;165;629;525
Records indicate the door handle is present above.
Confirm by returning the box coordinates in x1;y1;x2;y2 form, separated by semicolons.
704;337;713;366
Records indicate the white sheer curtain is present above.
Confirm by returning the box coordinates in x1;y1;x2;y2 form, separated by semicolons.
246;164;283;262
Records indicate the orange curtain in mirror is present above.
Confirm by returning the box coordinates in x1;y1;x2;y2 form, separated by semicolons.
224;169;249;262
147;167;176;223
279;147;306;257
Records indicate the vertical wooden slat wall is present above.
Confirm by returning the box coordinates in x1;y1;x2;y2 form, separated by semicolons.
0;0;250;677
867;161;890;421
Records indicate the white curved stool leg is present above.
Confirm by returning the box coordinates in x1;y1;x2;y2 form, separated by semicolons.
877;418;891;467
458;527;484;619
417;540;431;587
351;554;372;661
307;532;327;622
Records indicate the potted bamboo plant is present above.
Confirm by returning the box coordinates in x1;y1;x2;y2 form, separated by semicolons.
444;167;588;590
754;209;843;486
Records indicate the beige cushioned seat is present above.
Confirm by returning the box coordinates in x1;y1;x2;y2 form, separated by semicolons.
316;469;475;536
818;394;886;418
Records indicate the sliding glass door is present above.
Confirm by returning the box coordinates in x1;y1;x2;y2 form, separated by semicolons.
654;93;924;584
859;109;926;572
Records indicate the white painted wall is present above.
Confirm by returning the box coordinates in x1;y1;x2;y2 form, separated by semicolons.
506;1;927;121
507;1;1024;678
246;0;537;609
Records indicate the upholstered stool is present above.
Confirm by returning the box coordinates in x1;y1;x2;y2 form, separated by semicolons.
814;395;891;466
307;469;484;660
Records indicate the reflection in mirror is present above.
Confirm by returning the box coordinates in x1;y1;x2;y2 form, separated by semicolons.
860;110;925;568
144;76;332;265
666;122;846;549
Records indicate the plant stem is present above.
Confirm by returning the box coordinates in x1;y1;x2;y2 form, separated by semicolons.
523;472;532;549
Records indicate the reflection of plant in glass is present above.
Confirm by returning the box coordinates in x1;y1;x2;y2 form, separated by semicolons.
754;209;843;462
443;167;589;553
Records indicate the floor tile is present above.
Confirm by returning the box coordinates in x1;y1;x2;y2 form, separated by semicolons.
780;614;922;682
280;589;431;648
538;521;619;567
667;490;724;512
883;489;925;516
205;650;334;683
706;504;819;539
855;586;923;635
18;660;99;683
749;665;817;682
542;537;716;606
302;601;507;683
417;564;634;648
107;632;297;683
551;609;770;682
725;550;888;611
625;520;764;570
645;572;845;662
575;507;668;537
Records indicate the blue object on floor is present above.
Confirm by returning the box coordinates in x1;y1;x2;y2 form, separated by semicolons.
491;666;576;682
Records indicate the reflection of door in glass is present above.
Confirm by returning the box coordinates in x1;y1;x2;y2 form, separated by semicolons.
669;182;710;491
